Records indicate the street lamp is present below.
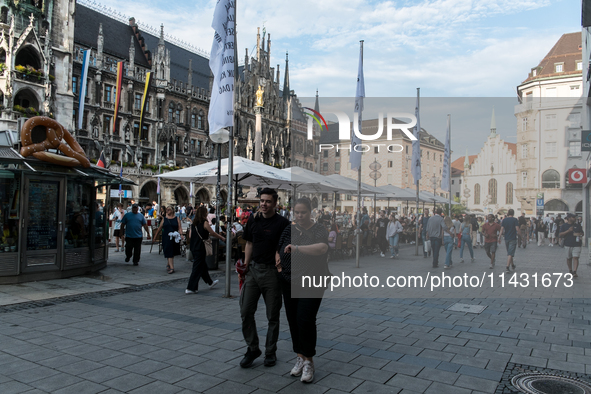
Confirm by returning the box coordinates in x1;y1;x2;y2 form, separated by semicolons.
369;159;382;220
430;175;438;210
463;186;471;211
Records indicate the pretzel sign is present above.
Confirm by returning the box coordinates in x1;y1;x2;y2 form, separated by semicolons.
20;116;90;168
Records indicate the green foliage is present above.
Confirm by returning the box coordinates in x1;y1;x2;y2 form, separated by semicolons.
12;105;25;114
450;196;467;216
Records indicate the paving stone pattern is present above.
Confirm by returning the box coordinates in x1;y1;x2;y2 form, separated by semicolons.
0;242;589;393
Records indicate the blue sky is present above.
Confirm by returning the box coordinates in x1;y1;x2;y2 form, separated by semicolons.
84;0;582;159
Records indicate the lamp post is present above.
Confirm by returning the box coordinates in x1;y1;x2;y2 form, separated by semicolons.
369;159;382;220
463;186;471;213
430;175;438;210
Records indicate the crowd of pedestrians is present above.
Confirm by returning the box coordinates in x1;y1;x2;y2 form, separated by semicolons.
105;193;586;384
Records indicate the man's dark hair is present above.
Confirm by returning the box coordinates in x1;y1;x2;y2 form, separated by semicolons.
507;209;514;216
259;188;278;203
436;208;443;215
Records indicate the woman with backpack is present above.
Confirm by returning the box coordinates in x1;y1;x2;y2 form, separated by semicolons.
459;219;475;263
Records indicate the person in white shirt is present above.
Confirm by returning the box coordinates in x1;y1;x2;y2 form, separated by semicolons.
111;203;125;252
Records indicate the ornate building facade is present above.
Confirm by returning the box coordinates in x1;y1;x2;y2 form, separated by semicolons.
0;0;74;132
462;111;519;216
72;3;214;207
515;32;584;216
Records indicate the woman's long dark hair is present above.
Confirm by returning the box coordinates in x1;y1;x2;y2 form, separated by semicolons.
194;206;208;223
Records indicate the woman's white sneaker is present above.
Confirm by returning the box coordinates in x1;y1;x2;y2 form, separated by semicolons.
300;360;314;383
290;356;304;376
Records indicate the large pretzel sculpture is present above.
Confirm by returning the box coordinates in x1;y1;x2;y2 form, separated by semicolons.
20;116;90;168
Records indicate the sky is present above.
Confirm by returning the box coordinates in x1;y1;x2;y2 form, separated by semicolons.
79;0;582;160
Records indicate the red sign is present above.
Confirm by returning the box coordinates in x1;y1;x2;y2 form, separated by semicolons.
568;169;587;184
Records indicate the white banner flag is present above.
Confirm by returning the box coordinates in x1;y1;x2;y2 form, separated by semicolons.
441;116;451;192
411;90;421;185
208;0;235;142
350;44;364;171
77;50;90;130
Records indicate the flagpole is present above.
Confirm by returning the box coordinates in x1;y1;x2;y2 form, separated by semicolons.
415;88;420;256
224;0;237;298
447;115;452;216
355;40;364;269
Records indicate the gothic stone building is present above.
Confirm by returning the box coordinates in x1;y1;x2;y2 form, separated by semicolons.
234;28;319;174
73;3;215;207
73;4;317;208
0;0;74;133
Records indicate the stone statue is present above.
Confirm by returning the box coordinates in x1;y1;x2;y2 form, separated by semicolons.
92;126;99;139
255;85;264;107
204;139;211;158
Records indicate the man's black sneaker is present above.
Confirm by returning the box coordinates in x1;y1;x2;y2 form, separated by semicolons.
511;263;516;270
573;271;578;278
133;262;138;266
125;257;130;262
264;353;277;367
240;348;262;368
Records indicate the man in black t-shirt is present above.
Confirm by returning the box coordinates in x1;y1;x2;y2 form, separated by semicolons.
559;213;584;277
375;210;389;257
240;188;289;369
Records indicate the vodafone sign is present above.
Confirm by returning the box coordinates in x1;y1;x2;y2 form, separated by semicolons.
568;169;587;184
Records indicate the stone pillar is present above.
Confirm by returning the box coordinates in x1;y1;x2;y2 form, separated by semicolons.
254;106;262;162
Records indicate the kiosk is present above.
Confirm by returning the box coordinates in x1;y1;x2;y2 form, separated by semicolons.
0;128;135;284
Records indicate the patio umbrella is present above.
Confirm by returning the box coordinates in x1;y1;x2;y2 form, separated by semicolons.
156;157;311;190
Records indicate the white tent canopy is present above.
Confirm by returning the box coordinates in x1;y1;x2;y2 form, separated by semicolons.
283;167;347;193
156;157;311;190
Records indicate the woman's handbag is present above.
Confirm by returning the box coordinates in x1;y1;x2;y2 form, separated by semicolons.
196;224;213;256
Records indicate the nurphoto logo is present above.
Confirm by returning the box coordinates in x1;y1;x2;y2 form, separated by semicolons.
305;108;418;153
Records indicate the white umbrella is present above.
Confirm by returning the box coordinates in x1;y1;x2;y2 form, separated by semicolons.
283;167;347;193
378;185;425;201
156;157;311;190
326;174;385;195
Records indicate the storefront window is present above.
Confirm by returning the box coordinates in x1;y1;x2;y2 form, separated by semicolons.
0;171;19;253
65;181;93;248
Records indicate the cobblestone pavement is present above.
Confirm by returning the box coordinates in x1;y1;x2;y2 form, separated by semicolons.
0;241;590;393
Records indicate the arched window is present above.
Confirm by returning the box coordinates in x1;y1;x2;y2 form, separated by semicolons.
191;110;196;128
168;102;174;123
505;182;513;204
474;184;480;205
198;111;204;129
176;104;182;124
488;178;497;204
544;199;568;212
542;169;560;189
575;201;583;213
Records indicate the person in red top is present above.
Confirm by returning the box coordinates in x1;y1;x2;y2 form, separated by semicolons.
482;214;501;269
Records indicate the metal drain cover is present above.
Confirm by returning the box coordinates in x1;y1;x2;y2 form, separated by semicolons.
512;372;591;394
446;303;486;314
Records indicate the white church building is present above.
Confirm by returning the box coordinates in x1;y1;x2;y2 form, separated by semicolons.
463;110;520;216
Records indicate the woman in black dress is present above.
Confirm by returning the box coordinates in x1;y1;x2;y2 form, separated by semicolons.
186;206;225;294
152;206;183;274
276;197;329;383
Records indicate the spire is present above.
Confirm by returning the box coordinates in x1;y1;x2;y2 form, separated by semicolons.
159;24;165;46
97;23;104;69
256;27;260;60
490;107;496;135
464;149;469;168
128;36;135;78
314;88;319;113
282;52;289;102
188;59;193;88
